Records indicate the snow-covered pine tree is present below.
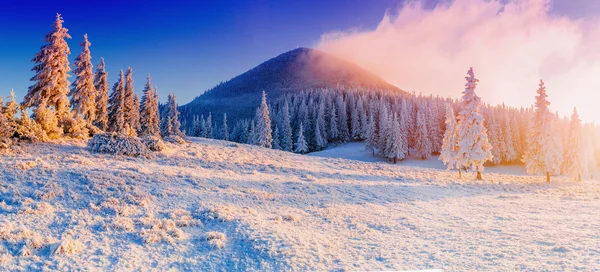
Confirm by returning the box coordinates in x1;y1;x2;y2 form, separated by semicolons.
129;93;141;136
247;120;256;145
328;101;338;141
3;90;18;122
415;103;432;160
358;96;368;140
23;14;73;129
314;98;327;150
440;103;460;176
70;34;96;124
108;70;126;134
35;99;62;139
199;114;207;137
456;67;493;180
523;80;563;182
365;112;377;156
254;91;272;148
294;122;308;153
351;98;361;140
399;99;410;156
162;92;182;137
139;74;160;137
0;98;13;145
384;113;405;163
337;95;350;142
222;113;229;141
123;67;138;136
488;110;503;165
564;107;584;181
206;112;213;138
93;58;109;130
377;101;389;154
272;125;281;150
501;108;517;163
279;99;293;151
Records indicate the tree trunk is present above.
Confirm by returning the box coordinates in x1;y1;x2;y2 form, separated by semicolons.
476;171;482;180
546;172;550;182
393;157;397;164
458;168;462;179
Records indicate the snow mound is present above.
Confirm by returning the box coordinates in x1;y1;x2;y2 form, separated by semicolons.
141;136;166;151
88;133;150;156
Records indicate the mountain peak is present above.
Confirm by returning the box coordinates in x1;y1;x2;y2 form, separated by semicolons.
181;47;403;123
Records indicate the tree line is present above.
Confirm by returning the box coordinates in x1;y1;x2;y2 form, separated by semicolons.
183;68;599;181
0;14;183;147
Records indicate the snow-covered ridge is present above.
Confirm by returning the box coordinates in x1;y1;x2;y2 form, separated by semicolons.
1;138;599;270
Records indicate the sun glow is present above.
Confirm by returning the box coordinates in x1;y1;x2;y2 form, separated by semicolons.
317;0;600;122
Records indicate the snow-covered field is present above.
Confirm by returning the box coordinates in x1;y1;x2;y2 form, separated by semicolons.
1;138;600;271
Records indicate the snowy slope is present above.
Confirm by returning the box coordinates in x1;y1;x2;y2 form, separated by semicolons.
1;138;600;271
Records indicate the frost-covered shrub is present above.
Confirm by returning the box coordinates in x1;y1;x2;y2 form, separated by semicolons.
164;135;185;144
112;217;135;232
14;110;48;143
63;115;89;139
53;236;83;255
141;136;165;151
198;205;235;222
139;219;185;244
34;182;64;200
88;133;150;156
204;231;226;249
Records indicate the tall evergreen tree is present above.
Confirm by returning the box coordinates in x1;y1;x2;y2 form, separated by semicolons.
70;34;96;124
108;70;126;133
295;122;308;153
440;104;460;177
23;14;72;127
272;125;281;150
123;67;138;135
415;104;432;159
523;80;563;182
222;113;229;141
162;92;182;137
564;107;584;181
365;113;377;156
385;113;406;163
279;99;293;151
206;112;213;138
93;58;109;130
456;68;493;180
139;75;160;137
254;91;272;148
3;90;18;122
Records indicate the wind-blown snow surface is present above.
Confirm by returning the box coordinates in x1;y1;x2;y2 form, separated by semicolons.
1;138;600;270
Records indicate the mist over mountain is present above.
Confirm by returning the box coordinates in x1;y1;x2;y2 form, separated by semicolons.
179;47;403;123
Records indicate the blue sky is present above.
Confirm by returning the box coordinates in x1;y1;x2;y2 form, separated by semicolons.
0;0;595;104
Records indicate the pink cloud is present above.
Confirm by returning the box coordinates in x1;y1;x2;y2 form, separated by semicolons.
317;0;600;122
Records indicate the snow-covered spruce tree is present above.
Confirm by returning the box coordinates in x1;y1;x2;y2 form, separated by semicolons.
254;91;272;148
501;108;517;163
358;96;369;140
139;75;160;137
488;110;503;165
523;80;563;182
294;122;308;153
385;113;405;163
399;99;410;156
199;114;207;137
15;107;47;142
222;113;229;141
328;101;338;141
377;101;389;155
247;120;256;145
70;34;96;124
3;90;18;122
351;99;361;140
93;58;109;130
415;103;432;160
128;94;141;136
272;125;281;150
162;92;182;137
279;99;293;151
365;112;377;156
564;107;584;181
123;67;138;136
0;98;13;147
440;103;461;177
35;99;62;139
108;70;126;134
337;95;350;142
456;68;493;180
205;112;213;138
23;14;72;131
314;98;327;150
